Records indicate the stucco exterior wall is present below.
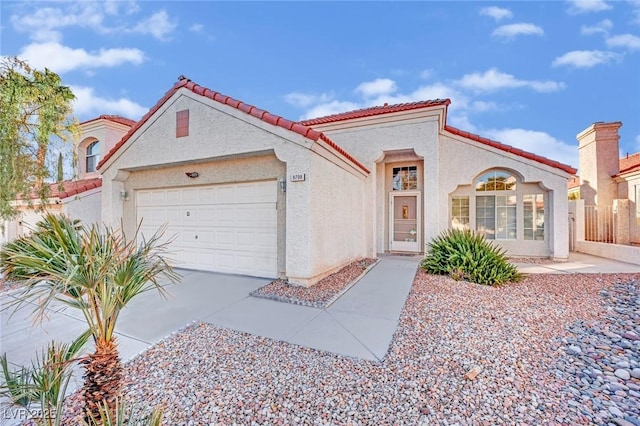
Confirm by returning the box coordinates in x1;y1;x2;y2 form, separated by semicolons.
100;88;368;284
62;189;102;226
319;114;570;259
77;122;131;180
440;133;570;258
295;151;367;284
577;122;621;207
320;114;440;254
618;175;640;244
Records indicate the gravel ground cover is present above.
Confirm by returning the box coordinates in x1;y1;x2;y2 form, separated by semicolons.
0;278;18;294
250;258;377;308
553;279;640;425
54;270;640;425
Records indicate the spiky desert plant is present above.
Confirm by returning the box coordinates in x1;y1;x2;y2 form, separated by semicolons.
0;332;90;426
83;398;164;426
0;213;179;422
421;228;521;286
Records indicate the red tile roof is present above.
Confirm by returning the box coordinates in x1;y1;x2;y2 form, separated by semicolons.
298;101;575;175
20;178;102;201
299;100;451;126
618;152;640;176
98;78;369;173
444;125;577;175
80;115;137;127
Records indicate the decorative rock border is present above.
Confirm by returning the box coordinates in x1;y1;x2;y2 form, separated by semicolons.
250;258;379;309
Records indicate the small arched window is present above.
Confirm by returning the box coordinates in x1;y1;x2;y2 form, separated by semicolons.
86;141;100;173
475;170;516;191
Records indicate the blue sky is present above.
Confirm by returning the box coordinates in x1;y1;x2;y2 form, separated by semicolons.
2;0;639;170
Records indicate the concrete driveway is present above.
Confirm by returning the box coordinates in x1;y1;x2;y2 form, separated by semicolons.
0;256;419;370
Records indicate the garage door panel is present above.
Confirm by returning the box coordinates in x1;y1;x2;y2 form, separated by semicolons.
136;181;277;277
198;187;216;204
166;190;182;204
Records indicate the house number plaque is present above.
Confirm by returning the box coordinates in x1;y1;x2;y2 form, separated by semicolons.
290;173;306;182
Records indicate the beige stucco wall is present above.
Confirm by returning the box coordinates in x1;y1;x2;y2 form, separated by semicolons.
319;113;441;255
62;189;102;226
317;112;571;259
577;122;621;207
77;121;131;179
295;151;367;284
440;133;570;258
100;88;367;284
618;175;640;244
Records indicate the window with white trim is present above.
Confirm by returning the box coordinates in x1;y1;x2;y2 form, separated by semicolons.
449;169;547;242
451;196;470;230
475;171;517;240
86;141;100;173
524;193;545;240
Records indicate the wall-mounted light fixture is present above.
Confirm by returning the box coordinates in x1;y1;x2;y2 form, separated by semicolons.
278;177;286;193
185;172;199;178
120;190;128;201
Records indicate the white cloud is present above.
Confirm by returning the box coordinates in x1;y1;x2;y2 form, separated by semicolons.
131;10;176;40
492;23;544;38
355;78;398;97
455;68;565;93
606;34;640;50
189;23;204;33
11;2;175;42
365;82;468;110
71;86;148;119
632;1;640;25
580;19;613;35
19;42;145;73
420;69;434;80
301;101;361;120
483;128;577;168
567;0;613;14
635;134;640;151
479;6;513;21
11;4;107;42
552;50;621;67
470;101;498;112
284;92;334;108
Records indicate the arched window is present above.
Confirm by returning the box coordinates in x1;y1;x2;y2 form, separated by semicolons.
450;169;545;242
475;170;516;191
86;141;100;173
475;170;517;240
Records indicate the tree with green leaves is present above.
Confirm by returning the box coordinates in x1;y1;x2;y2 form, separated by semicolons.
0;57;77;221
0;214;179;422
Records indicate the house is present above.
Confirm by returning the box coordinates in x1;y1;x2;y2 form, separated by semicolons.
572;121;640;245
97;77;576;286
0;115;134;246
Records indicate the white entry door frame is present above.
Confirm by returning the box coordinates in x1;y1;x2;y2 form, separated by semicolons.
389;191;421;252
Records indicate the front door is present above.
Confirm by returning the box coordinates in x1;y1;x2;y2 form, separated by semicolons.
389;191;421;252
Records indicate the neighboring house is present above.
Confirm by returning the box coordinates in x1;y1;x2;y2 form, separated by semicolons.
97;77;575;286
0;115;134;246
572;121;640;245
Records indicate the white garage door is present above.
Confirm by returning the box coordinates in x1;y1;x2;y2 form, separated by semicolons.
136;181;277;277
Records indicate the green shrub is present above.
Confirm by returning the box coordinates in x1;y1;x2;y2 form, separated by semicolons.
420;229;521;286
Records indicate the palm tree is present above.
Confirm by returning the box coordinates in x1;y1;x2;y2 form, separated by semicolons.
0;213;179;422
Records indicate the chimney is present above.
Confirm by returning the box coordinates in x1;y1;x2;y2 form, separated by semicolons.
576;121;622;207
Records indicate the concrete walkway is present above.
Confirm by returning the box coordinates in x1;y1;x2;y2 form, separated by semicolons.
514;252;640;274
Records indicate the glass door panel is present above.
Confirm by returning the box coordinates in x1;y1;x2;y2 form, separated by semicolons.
389;192;420;252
